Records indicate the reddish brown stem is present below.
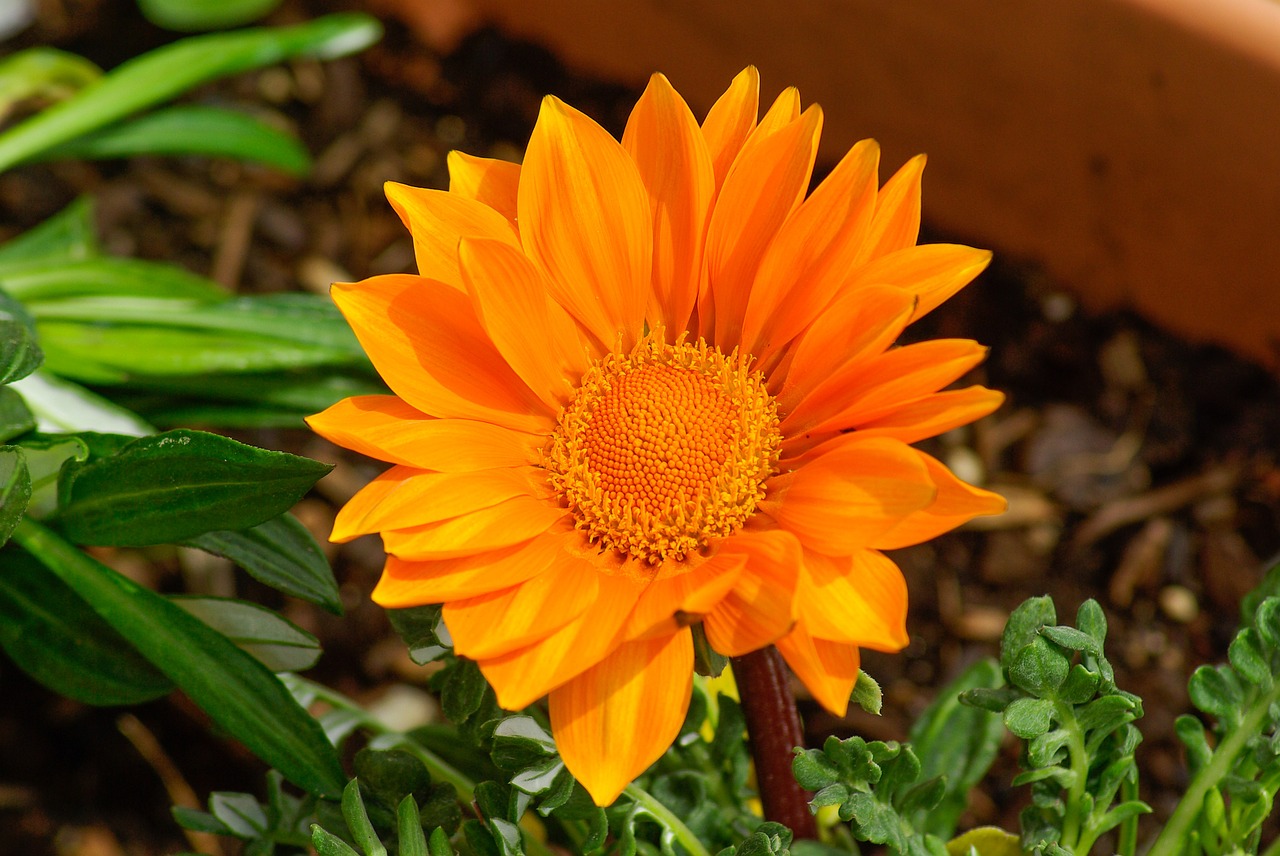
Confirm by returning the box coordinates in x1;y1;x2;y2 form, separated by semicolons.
731;646;818;840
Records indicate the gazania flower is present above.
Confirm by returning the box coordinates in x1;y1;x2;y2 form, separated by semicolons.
308;67;1006;805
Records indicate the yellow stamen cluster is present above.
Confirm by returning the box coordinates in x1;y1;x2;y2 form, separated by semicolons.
546;334;780;563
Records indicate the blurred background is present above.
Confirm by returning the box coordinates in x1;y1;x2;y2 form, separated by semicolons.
0;0;1278;852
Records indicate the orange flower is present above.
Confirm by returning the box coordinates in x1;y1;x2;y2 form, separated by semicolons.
308;68;1006;805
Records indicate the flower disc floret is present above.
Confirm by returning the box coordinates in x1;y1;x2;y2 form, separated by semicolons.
547;334;780;563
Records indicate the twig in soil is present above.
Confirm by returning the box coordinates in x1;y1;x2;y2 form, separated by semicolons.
1073;463;1240;548
116;713;224;856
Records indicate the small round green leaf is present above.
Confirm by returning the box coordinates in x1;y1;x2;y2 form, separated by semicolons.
1003;697;1055;739
1009;637;1070;698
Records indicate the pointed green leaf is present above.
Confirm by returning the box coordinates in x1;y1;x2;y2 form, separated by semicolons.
184;513;341;614
56;429;331;545
0;387;36;442
7;370;152;436
37;104;310;174
1000;596;1056;673
0;293;42;384
12;518;346;795
0;446;30;545
0;14;382;173
0;547;173;704
398;795;429;856
0;197;97;265
138;0;283;31
171;596;321;673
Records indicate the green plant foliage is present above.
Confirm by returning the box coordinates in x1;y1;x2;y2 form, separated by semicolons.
184;513;343;614
0;387;36;441
173;771;317;854
310;766;459;856
137;0;284;32
1145;562;1280;856
0;48;101;121
54;429;332;545
0;290;42;385
0;548;173;703
0;13;381;172
171;596;323;673
0;445;30;544
960;598;1150;856
10;519;346;796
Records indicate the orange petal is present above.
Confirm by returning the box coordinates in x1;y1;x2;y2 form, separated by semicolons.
381;495;568;560
331;275;552;433
518;96;651;351
856;154;925;264
773;285;916;412
447;150;521;227
459;236;594;408
850;386;1006;445
841;244;992;322
797;549;909;651
444;556;600;659
384;182;519;288
622;73;715;336
705;106;822;346
307;396;542;471
550;628;693;805
782;338;989;437
626;549;746;641
759;436;936;554
374;524;574;604
755;87;802;136
478;569;649;710
332;466;551;542
871;450;1007;550
741;139;881;358
702;527;803;656
775;623;860;716
701;67;759;194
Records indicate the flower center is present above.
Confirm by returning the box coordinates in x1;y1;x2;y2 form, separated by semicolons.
547;334;780;563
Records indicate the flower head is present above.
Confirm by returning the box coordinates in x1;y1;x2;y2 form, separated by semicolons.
308;68;1006;805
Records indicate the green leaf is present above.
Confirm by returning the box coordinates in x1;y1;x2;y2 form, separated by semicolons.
0;48;101;121
1174;714;1212;774
692;622;727;677
1038;625;1099;657
1188;664;1246;723
1075;599;1108;648
0;291;42;384
1009;636;1070;698
21;433;89;518
38;104;310;174
0;446;31;545
491;715;557;771
427;826;454;856
1003;697;1054;739
341;778;388;856
442;659;488;723
398;795;429;856
1228;628;1271;688
387;605;448;664
0;197;97;264
1056;664;1101;705
0;14;383;173
793;747;842;791
1075;694;1141;735
851;669;883;715
313;824;362;856
37;320;357;381
138;0;283;31
0;387;36;442
0;547;173;704
56;428;331;545
1;258;226;302
908;659;1004;838
1255;597;1280;650
171;596;321;673
172;806;236;836
1000;596;1056;673
354;747;432;809
9;370;152;436
210;791;268;837
184;513;341;614
12;518;346;796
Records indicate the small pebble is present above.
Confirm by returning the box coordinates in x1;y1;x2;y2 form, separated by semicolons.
1158;585;1199;624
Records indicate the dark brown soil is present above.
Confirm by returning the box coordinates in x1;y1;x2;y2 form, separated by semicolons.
1;1;1277;853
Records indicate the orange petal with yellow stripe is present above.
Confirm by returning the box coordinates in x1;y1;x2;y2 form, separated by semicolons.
550;628;693;805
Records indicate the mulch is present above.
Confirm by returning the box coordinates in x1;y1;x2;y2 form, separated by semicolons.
1;0;1277;852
